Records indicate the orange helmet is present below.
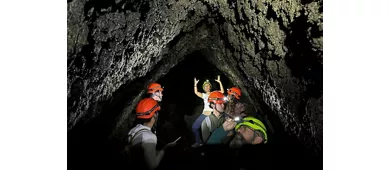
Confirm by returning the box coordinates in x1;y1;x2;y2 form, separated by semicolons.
135;98;161;119
147;83;163;94
208;91;225;104
227;87;242;99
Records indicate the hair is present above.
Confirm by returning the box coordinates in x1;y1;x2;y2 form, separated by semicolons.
225;97;242;117
130;117;152;129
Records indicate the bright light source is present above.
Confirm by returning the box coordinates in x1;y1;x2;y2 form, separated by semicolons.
234;116;240;121
223;97;228;101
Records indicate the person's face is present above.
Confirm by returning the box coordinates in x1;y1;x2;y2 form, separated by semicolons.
153;91;163;101
237;126;255;142
229;132;246;148
227;94;234;101
203;84;211;92
230;126;259;148
236;126;263;144
215;102;225;113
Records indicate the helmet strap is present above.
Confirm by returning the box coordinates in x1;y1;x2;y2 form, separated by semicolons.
216;107;223;114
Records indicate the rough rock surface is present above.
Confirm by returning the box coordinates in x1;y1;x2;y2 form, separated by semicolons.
68;0;323;154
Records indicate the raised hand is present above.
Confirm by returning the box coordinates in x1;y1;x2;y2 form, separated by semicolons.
194;78;199;86
215;75;221;83
222;118;237;132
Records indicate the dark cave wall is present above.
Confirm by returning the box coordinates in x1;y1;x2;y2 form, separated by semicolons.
67;0;210;129
68;0;323;154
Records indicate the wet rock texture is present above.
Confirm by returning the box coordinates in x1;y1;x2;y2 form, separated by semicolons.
68;0;322;154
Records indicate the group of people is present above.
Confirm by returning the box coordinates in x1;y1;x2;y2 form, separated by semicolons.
124;77;269;170
191;76;268;149
124;83;174;170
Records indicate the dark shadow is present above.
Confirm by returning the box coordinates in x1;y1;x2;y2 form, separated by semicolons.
67;50;233;169
68;61;164;169
67;75;148;169
284;11;323;99
156;50;232;147
154;51;322;170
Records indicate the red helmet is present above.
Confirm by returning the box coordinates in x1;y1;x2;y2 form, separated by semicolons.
208;91;225;104
135;98;161;119
147;83;163;94
227;87;241;99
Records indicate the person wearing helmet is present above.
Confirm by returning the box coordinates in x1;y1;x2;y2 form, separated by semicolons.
203;116;269;170
147;82;164;102
126;98;176;170
229;116;268;148
206;116;268;147
226;87;242;101
200;91;228;143
224;87;248;118
192;76;225;147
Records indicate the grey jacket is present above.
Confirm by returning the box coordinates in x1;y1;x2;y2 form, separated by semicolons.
201;112;226;142
127;124;164;170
